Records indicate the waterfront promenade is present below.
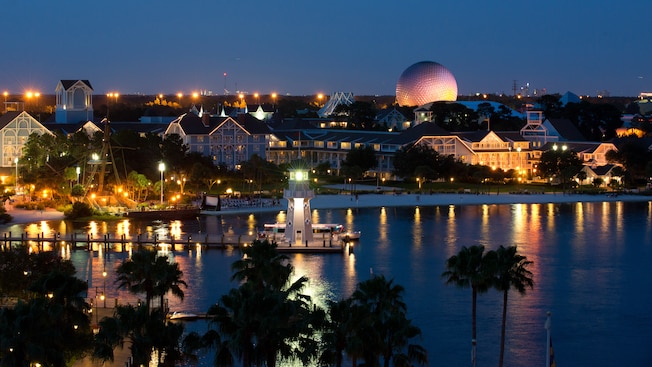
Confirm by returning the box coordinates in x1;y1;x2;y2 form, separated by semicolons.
203;189;651;216
3;190;650;224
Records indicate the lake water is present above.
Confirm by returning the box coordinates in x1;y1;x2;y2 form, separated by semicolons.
3;200;652;367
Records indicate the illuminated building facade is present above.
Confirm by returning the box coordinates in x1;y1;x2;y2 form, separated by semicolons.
54;80;94;123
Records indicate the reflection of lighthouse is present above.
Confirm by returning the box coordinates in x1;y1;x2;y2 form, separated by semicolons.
284;169;314;245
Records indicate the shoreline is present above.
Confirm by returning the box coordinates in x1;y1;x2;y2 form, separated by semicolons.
202;192;652;216
2;192;650;225
3;207;66;225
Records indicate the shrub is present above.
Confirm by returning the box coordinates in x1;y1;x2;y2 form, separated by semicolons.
65;202;94;219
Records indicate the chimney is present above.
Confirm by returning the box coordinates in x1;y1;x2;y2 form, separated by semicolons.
202;113;210;127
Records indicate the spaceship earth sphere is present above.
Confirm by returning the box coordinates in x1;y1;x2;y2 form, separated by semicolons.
395;61;458;106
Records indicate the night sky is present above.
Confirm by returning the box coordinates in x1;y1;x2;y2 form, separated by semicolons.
1;0;650;97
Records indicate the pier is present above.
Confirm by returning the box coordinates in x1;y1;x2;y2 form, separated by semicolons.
0;231;351;254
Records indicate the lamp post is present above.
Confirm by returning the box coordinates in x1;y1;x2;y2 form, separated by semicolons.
94;287;100;325
102;269;107;308
14;157;18;195
76;166;81;185
159;162;165;205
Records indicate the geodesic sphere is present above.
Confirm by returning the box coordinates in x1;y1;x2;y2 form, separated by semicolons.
396;61;458;106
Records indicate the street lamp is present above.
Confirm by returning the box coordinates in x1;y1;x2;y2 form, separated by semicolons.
159;162;165;205
76;166;81;185
14;157;18;195
102;269;107;308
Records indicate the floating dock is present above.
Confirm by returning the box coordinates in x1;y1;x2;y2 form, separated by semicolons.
0;232;351;254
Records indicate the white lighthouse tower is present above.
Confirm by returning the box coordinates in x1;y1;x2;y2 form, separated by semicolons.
283;168;314;245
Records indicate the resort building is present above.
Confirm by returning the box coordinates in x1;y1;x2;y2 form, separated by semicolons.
164;112;271;170
54;80;94;124
1;77;625;183
0;111;53;168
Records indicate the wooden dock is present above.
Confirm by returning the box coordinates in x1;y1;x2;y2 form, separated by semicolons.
0;232;350;254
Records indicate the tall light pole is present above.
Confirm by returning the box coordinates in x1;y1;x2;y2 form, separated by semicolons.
76;166;81;185
159;162;165;205
102;269;107;308
14;157;18;195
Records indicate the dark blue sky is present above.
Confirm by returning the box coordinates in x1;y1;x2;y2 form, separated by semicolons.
1;1;650;97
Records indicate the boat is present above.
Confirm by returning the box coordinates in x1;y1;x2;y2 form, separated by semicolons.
343;231;361;241
168;311;198;320
124;207;200;221
260;223;345;238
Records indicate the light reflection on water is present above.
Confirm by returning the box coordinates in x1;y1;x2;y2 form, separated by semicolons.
1;201;652;366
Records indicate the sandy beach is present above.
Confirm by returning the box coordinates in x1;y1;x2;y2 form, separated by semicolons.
4;207;65;225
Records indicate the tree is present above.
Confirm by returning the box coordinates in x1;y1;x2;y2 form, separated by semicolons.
430;102;480;131
575;170;588;187
350;275;427;367
341;146;377;177
94;304;191;366
115;250;187;312
346;101;379;130
442;245;494;367
492;246;534;367
99;250;189;366
320;298;365;367
392;144;441;180
161;133;189;174
592;177;604;187
606;138;652;185
65;201;94;219
0;255;93;367
537;147;583;190
197;240;325;367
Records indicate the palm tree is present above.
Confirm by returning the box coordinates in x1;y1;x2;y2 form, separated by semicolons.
94;304;192;366
351;275;428;367
152;254;186;313
115;249;186;312
203;240;325;367
442;245;494;367
493;245;534;367
230;239;292;291
320;298;368;367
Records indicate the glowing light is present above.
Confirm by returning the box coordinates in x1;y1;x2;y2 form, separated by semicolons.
396;61;458;106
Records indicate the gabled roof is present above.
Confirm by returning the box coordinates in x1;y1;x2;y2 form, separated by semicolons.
59;80;93;90
588;164;617;176
545;118;586;141
394;122;450;145
494;131;529;142
0;111;22;130
236;114;272;135
43;121;88;135
539;141;612;154
168;113;271;136
375;107;405;121
455;130;491;142
169;113;218;135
